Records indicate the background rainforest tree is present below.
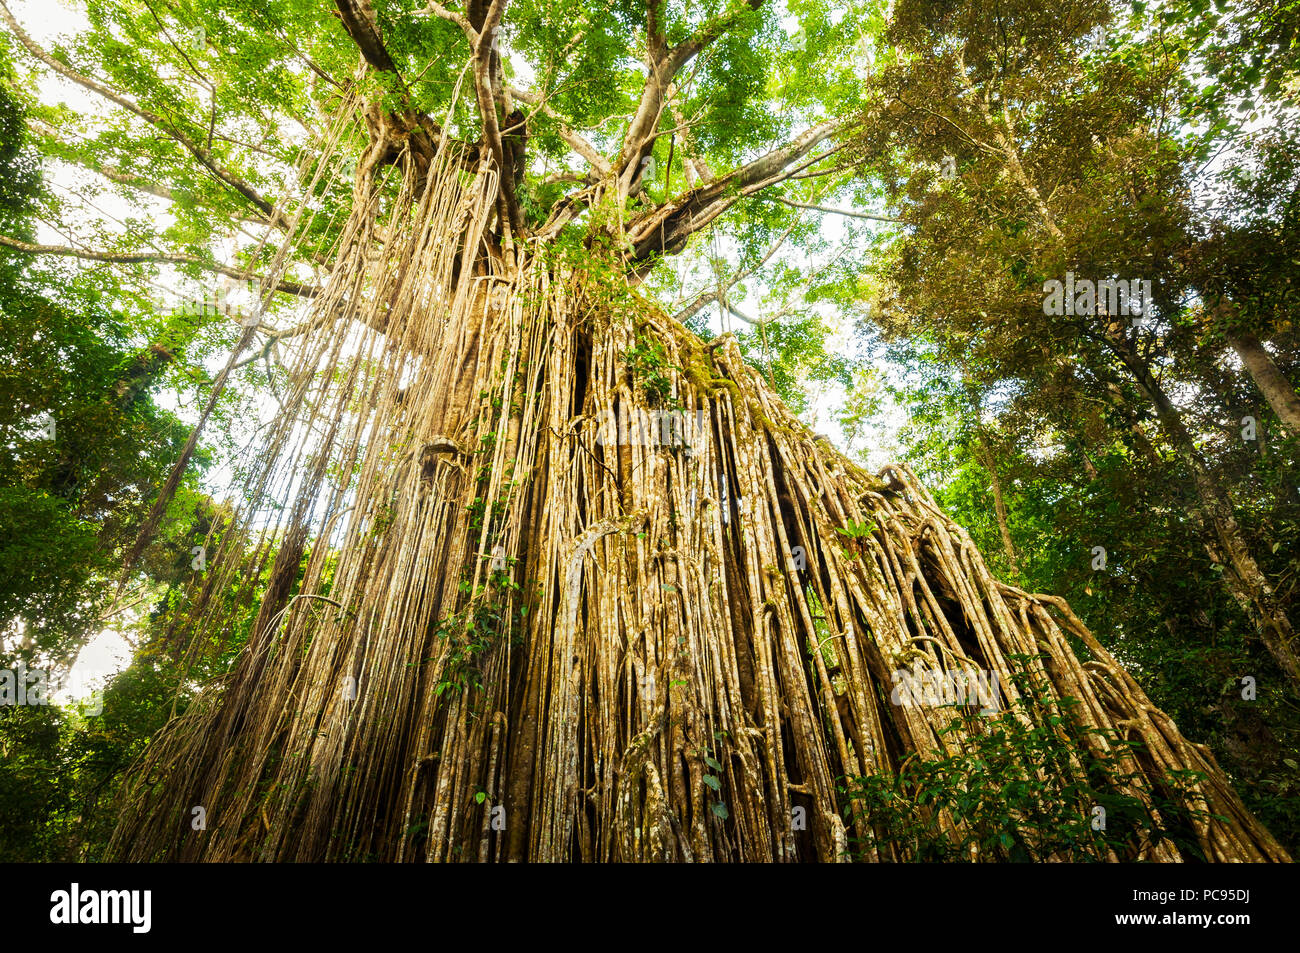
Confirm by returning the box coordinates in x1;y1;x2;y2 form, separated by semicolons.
863;0;1300;848
0;51;220;859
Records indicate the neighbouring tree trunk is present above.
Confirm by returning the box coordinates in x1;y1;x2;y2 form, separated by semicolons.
974;430;1021;580
1102;382;1163;466
1077;441;1100;480
104;130;1287;864
1228;330;1300;438
1105;323;1300;695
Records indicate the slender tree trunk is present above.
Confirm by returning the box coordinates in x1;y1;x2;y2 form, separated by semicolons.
1106;327;1300;694
1077;443;1099;480
1228;330;1300;438
975;431;1021;579
1015;122;1299;684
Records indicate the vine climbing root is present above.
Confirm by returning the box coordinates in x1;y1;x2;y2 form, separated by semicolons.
108;124;1289;863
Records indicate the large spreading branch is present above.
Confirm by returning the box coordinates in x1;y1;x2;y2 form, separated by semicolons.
334;0;403;75
616;0;765;201
333;0;447;177
337;0;514;227
330;0;856;272
8;0;855;290
467;0;524;234
625;118;845;260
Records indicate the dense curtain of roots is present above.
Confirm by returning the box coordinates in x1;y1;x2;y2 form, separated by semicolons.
107;123;1289;863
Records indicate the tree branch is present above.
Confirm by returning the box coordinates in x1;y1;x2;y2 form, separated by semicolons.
617;0;766;199
0;0;279;219
333;0;403;76
0;233;317;298
664;0;764;77
468;0;524;234
759;194;899;222
509;86;611;176
666;85;713;186
626;118;843;259
421;1;478;44
672;221;796;322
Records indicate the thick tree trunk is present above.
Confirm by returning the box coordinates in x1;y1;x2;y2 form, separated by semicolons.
1228;331;1300;438
104;145;1288;863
